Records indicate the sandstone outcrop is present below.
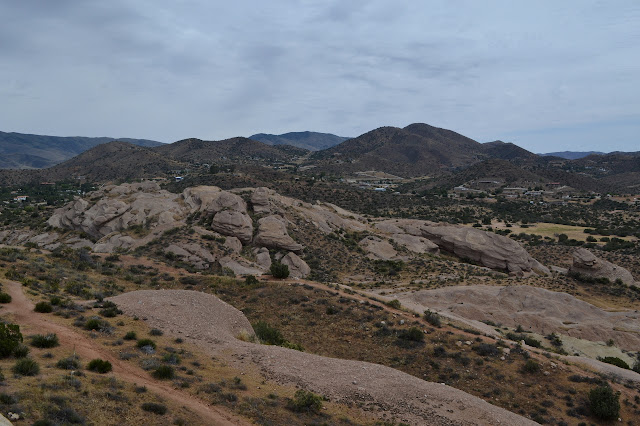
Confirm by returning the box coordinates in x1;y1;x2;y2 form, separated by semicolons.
390;233;439;255
93;233;136;253
218;256;264;276
251;187;272;214
47;183;184;239
223;236;243;254
211;211;253;243
166;243;216;270
359;236;398;260
569;248;635;285
421;225;549;275
253;215;303;252
254;247;272;270
280;252;310;278
182;186;246;213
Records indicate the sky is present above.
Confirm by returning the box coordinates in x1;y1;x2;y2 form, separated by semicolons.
1;0;639;153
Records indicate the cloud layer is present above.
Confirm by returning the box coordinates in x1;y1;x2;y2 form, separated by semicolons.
1;0;639;152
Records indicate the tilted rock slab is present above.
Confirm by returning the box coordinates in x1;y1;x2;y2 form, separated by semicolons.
280;252;310;278
182;186;247;213
210;210;253;244
569;248;636;285
421;225;549;275
253;215;303;253
359;236;398;260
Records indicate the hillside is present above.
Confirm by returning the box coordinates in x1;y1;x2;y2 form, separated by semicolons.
249;131;349;151
539;151;605;159
44;141;186;182
0;131;163;169
154;137;308;164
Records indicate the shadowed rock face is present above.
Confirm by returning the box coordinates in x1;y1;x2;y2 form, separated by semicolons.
569;248;636;285
421;225;549;275
280;252;310;278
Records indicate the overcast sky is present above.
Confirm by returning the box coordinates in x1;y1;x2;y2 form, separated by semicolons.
1;1;638;152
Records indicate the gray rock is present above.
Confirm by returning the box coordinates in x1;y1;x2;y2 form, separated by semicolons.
251;187;272;214
390;233;439;255
224;236;243;254
281;252;310;278
219;256;264;276
359;236;398;260
254;247;272;270
93;234;135;253
211;210;253;243
421;225;549;275
569;248;635;285
253;215;303;252
182;186;247;213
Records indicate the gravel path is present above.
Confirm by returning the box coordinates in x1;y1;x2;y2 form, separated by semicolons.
110;289;537;426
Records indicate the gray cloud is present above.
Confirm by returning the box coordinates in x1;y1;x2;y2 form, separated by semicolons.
0;0;638;152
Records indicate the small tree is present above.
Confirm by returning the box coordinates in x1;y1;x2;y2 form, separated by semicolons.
270;262;290;279
589;385;620;420
0;323;23;358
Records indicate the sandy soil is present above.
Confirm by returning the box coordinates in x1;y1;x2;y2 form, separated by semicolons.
110;289;537;426
2;280;248;426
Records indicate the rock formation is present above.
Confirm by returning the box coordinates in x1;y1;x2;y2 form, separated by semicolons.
251;187;272;213
211;210;253;243
569;248;636;285
421;225;549;275
253;215;303;252
280;252;310;278
359;236;398;260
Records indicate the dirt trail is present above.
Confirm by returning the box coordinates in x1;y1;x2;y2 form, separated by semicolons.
1;280;249;426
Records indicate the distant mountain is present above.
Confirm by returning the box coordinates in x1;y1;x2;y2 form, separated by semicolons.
154;137;308;163
538;151;604;160
481;141;537;161
310;123;535;177
0;131;163;169
249;131;350;151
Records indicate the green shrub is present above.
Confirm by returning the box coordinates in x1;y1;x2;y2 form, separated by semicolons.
87;358;112;373
152;365;175;380
385;299;401;309
56;356;80;370
253;321;286;346
34;301;53;313
0;293;11;304
141;402;167;415
598;356;629;370
123;331;137;340
589;385;620;420
473;343;500;357
84;317;109;331
30;333;59;348
0;323;23;358
13;358;39;376
521;359;540;374
244;275;259;286
397;327;424;342
136;339;157;350
13;344;29;358
150;328;163;336
423;309;441;327
270;262;290;279
287;390;323;413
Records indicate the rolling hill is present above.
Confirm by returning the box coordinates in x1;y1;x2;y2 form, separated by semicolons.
249;131;349;151
0;131;163;169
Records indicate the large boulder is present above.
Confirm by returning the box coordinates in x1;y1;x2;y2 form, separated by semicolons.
211;211;253;243
421;225;549;275
281;252;310;278
254;247;272;270
218;256;264;276
569;248;636;285
93;233;136;253
251;187;272;214
253;215;303;253
182;186;247;214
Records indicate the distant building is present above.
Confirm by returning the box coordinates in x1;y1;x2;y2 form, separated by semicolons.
174;176;184;182
14;196;28;202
